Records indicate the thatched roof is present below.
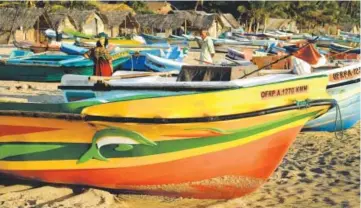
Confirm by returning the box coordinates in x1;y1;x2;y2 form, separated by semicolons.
100;11;136;28
68;10;100;29
191;14;216;30
340;23;360;33
46;9;104;30
0;7;45;31
218;14;232;28
221;13;240;29
47;12;76;30
136;14;185;30
171;10;215;29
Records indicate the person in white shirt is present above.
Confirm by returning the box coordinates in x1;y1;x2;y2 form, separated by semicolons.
199;30;215;64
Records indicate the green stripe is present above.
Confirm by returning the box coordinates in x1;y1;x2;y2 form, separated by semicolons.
0;111;318;161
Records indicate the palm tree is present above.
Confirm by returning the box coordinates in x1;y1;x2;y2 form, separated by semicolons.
237;1;287;33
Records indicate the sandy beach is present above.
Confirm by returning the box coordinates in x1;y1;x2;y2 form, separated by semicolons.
0;49;359;208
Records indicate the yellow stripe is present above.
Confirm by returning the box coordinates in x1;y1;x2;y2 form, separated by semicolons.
82;77;330;118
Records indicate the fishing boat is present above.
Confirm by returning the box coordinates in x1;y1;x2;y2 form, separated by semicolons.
59;59;361;133
120;46;184;71
182;34;196;41
0;67;333;199
263;31;292;40
141;34;189;47
226;48;248;60
13;40;60;54
65;38;144;46
329;42;360;54
144;53;185;72
303;63;361;131
60;43;89;55
169;34;187;40
0;49;130;82
120;49;164;71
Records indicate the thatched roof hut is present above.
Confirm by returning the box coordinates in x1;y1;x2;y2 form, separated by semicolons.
219;13;240;29
0;7;51;43
0;7;46;31
100;11;138;28
170;10;216;30
47;12;77;32
262;18;298;32
50;9;105;35
136;14;185;31
100;11;139;36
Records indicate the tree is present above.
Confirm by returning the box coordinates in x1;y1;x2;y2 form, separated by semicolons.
237;1;287;33
127;1;153;14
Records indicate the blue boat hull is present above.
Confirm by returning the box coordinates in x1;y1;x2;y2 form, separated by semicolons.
120;49;162;71
303;83;360;132
120;47;184;71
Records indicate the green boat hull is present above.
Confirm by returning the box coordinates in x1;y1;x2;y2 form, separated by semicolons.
0;64;93;82
0;56;129;82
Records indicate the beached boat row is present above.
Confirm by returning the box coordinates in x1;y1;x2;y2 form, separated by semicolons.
0;29;360;199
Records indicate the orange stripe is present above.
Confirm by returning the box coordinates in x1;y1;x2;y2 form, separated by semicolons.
0;125;60;137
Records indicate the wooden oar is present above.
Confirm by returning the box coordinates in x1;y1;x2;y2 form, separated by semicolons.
88;70;179;82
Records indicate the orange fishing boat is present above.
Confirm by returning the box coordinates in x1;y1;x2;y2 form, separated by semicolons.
0;73;333;199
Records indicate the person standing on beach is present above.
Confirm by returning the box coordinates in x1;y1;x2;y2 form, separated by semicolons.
199;30;215;64
84;38;113;76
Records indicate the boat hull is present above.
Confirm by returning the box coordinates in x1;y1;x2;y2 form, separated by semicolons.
0;52;130;82
303;83;360;132
0;109;322;199
1;123;303;199
0;64;93;82
0;75;331;198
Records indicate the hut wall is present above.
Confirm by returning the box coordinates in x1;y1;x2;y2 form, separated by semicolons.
15;30;25;41
112;26;119;37
104;27;111;37
208;20;217;38
13;28;36;42
58;17;77;32
0;32;10;44
82;14;104;35
165;28;172;37
27;29;36;42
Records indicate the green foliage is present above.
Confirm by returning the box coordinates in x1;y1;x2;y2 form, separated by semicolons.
128;1;154;14
235;1;360;33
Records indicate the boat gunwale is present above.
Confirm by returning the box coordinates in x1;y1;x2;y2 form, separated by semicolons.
0;100;334;124
58;74;329;91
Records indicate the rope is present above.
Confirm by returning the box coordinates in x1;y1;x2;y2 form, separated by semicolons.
130;54;134;71
333;101;344;140
294;98;344;139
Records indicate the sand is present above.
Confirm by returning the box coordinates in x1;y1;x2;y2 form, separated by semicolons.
0;48;359;207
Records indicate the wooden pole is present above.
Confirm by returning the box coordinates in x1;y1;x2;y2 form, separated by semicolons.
37;18;40;43
88;70;179;81
184;19;187;34
124;16;127;35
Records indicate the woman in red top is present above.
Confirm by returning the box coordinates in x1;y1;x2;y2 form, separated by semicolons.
84;39;113;76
